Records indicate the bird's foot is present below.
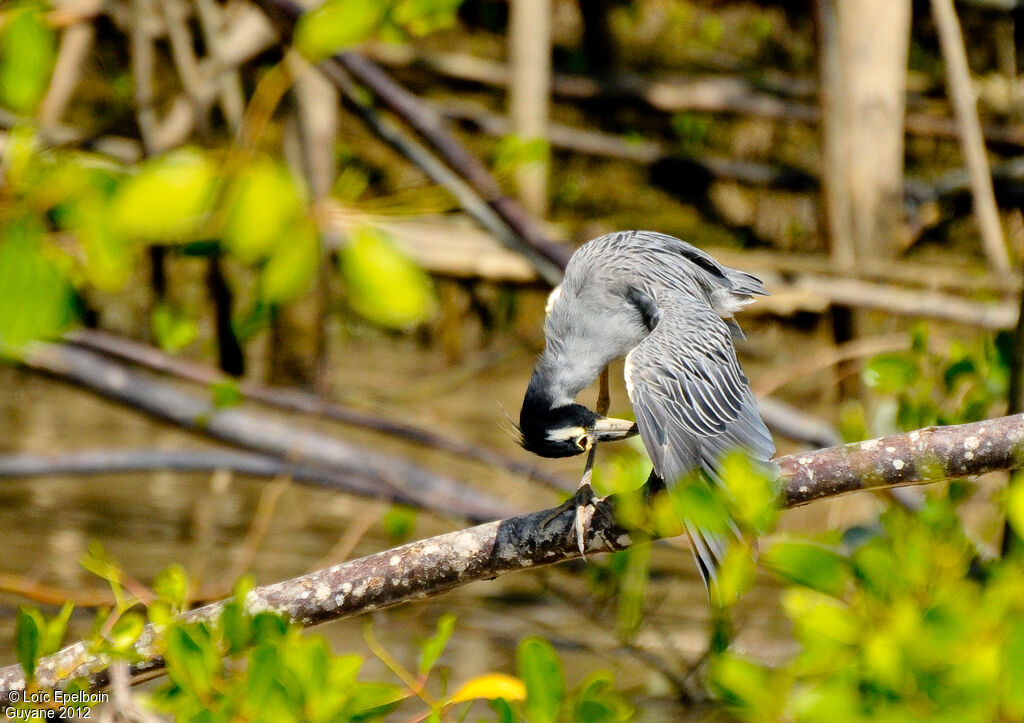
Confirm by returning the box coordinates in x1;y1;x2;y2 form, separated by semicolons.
540;482;612;558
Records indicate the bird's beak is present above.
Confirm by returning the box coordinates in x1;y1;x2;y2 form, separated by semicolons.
591;417;638;442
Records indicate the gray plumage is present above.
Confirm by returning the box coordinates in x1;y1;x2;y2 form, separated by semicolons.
525;230;775;586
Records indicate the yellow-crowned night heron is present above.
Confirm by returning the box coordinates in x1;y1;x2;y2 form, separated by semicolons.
518;230;775;587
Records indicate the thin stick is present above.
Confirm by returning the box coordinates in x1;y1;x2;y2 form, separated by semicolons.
39;21;95;128
932;0;1011;273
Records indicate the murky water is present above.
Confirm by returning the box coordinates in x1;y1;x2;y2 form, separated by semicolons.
0;290;870;720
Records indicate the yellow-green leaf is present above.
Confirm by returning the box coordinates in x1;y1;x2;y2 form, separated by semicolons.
110;149;218;243
448;673;526;705
151;304;198;353
339;226;436;329
0;5;56;114
222;159;302;264
260;219;320;302
1007;479;1024;541
0;220;74;352
294;0;387;60
762;540;850;597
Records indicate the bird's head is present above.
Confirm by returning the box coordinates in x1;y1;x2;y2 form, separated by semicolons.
518;401;637;458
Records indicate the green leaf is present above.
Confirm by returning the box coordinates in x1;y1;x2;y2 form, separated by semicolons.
252;611;290;642
110;149;218;242
572;672;632;723
245;644;278;710
54;179;134;292
294;0;387;60
852;539;907;600
108;611;145;651
153;564;189;609
711;543;756;608
391;0;464;36
615;544;649;637
863;353;919;393
1007;479;1024;542
717;451;780;535
517;637;565;723
664;476;731;536
260;219;319;303
79;541;122;586
42;601;74;656
418;613;456;676
1004;620;1024;716
762;540;850;596
0;4;56;113
486;697;515;723
222;159;302;264
165;625;216;698
151;303;198;353
348;682;406;719
16;607;43;680
219;601;250;656
382;505;417;541
338;226;436;329
210;380;243;409
0;219;75;352
708;652;782;718
147;600;174;627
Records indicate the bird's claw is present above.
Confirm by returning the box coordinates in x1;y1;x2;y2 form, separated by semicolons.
540;482;612;558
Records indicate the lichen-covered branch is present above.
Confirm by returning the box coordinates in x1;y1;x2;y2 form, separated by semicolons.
1;413;1022;704
779;413;1024;505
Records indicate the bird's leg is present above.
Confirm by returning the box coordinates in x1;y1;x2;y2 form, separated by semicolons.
570;367;614;556
596;365;610;417
539;367;614;556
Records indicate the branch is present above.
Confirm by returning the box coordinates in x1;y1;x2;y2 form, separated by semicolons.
251;0;570;284
18;342;516;523
316;59;566;288
0;448;461;505
931;0;1011;273
366;43;1024;148
67;329;570;491
2;414;1022;702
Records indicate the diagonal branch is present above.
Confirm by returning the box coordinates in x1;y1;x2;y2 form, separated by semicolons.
18;342;515;523
250;0;569;285
1;413;1022;703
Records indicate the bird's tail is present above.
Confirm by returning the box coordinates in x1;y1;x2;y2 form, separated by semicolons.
724;267;769;298
683;518;744;603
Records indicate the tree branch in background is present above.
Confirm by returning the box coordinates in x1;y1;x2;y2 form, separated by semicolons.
316;59;567;290
0;413;1021;703
67;329;570;491
364;43;1024;148
0;448;450;505
931;0;1011;273
20;342;516;523
251;0;570;284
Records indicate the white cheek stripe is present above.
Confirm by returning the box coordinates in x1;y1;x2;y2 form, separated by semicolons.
546;425;585;441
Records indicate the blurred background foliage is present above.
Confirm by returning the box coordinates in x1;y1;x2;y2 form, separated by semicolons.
3;0;1024;720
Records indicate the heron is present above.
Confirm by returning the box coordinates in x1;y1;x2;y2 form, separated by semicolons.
518;230;775;588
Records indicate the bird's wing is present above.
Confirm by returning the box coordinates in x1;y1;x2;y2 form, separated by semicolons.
624;291;774;587
625;297;774;483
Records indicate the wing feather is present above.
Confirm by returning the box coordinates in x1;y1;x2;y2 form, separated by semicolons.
624;296;775;588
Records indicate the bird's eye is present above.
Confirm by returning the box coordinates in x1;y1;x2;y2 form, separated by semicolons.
575;434;589;450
